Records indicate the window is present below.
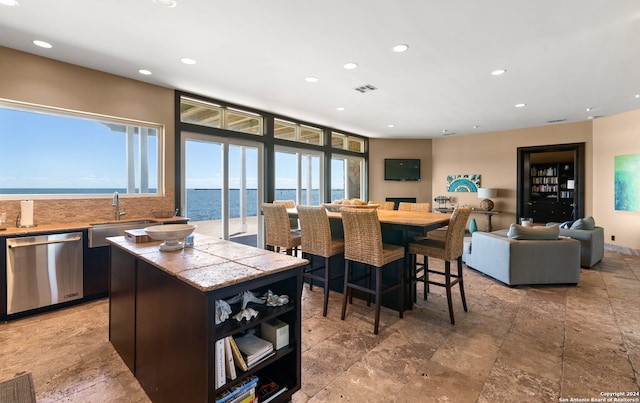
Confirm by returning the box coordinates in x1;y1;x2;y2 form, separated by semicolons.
331;155;365;201
0;100;162;197
180;97;263;135
331;131;364;153
274;119;323;145
275;147;323;205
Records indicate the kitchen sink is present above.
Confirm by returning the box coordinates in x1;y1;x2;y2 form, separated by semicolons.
88;220;156;248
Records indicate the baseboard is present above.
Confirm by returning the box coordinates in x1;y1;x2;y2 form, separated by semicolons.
605;243;640;256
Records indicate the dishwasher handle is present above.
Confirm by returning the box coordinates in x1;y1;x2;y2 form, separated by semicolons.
7;236;83;249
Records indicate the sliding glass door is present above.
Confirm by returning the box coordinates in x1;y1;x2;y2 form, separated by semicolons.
182;132;263;246
275;147;323;205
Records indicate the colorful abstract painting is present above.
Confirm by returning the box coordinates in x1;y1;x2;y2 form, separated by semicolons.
446;174;480;192
614;154;640;212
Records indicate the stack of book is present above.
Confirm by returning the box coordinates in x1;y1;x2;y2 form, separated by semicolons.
215;375;258;403
233;333;275;369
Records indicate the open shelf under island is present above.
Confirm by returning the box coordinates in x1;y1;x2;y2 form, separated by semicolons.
107;233;307;403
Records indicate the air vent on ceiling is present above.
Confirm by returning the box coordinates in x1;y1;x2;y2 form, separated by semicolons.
442;132;456;136
354;84;377;93
547;118;567;123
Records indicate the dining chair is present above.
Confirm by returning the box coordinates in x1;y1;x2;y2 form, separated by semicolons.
398;202;431;212
273;199;299;229
340;208;405;334
262;203;301;256
368;200;395;210
408;206;472;324
296;205;345;316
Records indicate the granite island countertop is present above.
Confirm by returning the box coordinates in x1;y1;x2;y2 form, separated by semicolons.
107;233;308;293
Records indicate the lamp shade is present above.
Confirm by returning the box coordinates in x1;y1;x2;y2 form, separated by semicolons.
477;188;498;198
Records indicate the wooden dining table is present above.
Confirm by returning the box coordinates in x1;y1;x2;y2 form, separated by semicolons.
288;207;452;310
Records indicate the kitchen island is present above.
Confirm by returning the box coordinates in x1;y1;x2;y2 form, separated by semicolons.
107;233;307;403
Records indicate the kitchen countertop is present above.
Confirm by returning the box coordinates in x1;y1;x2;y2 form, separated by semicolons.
0;216;189;236
107;233;308;293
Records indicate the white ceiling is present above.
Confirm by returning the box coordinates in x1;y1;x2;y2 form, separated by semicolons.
1;0;639;139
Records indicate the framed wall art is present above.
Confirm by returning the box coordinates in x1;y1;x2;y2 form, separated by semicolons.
446;174;480;192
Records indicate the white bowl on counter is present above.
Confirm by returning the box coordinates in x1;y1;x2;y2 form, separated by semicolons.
144;224;197;251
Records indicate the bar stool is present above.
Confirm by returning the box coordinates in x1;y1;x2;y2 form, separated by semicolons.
408;206;472;324
340;208;405;334
273;199;298;229
262;203;301;256
368;200;395;210
297;205;345;316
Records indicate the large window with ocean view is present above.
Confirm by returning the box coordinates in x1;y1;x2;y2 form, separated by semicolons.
275;147;323;205
331;155;365;201
0;100;162;197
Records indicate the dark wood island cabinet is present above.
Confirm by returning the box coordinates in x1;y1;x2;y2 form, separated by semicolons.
107;234;307;403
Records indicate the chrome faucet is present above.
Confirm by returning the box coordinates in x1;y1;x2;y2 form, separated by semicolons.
112;191;126;220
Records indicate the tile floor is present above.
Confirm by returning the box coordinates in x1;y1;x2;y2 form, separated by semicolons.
1;250;639;402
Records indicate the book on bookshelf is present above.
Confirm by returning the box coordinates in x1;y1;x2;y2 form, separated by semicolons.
215;375;258;403
215;338;226;389
246;350;276;370
224;337;237;380
234;333;274;364
227;336;248;371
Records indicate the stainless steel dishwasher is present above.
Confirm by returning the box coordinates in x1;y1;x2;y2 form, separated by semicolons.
6;232;83;315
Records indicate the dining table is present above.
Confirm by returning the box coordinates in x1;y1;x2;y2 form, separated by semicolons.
288;207;451;311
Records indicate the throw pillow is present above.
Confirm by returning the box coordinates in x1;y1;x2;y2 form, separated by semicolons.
570;216;595;230
507;223;560;240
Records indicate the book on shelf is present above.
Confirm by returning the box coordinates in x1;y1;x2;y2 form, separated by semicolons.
227;336;248;371
246;350;276;370
215;338;226;389
224;337;237;380
234;333;274;365
215;375;258;403
257;373;288;403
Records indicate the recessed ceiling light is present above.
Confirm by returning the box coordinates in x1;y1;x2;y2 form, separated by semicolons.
138;69;152;75
0;0;19;6
635;94;639;98
336;107;345;111
33;40;52;49
388;124;395;128
180;57;196;65
392;44;409;53
491;69;507;76
585;106;597;112
473;125;480;129
515;103;526;108
153;0;177;7
305;77;319;83
343;62;358;70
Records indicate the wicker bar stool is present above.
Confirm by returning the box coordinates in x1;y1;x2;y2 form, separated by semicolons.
340;208;405;334
297;205;345;316
368;200;395;210
398;202;431;212
408;206;472;324
262;203;301;256
273;199;298;229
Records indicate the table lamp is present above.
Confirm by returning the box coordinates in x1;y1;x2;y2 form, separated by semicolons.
478;188;498;211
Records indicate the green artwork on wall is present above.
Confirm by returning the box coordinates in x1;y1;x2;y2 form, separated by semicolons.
614;153;640;212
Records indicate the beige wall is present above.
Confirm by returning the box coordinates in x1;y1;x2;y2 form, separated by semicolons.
368;139;433;205
0;47;175;224
592;109;640;252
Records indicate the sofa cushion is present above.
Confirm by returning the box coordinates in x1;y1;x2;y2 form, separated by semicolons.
507;223;559;240
570;216;595;230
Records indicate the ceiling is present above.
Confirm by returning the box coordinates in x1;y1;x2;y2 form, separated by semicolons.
1;0;639;139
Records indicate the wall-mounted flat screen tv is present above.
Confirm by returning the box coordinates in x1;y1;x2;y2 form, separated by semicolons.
384;159;421;181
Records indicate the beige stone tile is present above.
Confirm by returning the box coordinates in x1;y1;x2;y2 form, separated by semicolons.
477;360;560;403
495;337;563;381
430;332;502;380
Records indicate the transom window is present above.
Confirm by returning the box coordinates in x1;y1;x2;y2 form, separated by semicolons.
0;99;163;197
180;97;263;135
274;119;323;145
331;131;365;153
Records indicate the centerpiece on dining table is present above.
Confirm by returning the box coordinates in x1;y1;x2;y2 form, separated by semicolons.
322;198;379;212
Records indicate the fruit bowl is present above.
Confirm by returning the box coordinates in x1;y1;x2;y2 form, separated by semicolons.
144;224;197;251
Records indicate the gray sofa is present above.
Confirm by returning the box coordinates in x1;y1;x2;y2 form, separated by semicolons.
546;218;604;268
463;229;581;286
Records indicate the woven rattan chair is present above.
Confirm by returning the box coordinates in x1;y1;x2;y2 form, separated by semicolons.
340;208;405;334
262;203;301;256
398;202;432;212
408;206;472;324
273;199;298;229
368;200;395;210
297;205;345;316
